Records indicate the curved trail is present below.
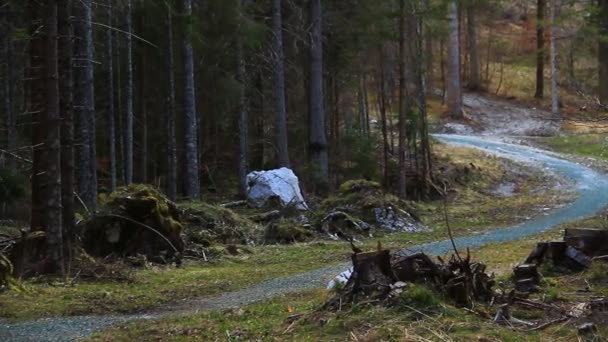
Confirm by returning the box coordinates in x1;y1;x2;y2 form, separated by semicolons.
3;135;608;342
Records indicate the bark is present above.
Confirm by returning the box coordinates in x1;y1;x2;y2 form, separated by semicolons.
236;0;249;198
106;0;116;191
446;0;463;118
116;28;124;184
535;0;545;99
378;49;390;188
29;0;47;233
73;0;97;210
363;73;370;135
425;26;433;93
58;0;75;257
272;0;290;168
398;0;407;199
182;0;200;199
137;8;147;184
125;0;134;185
309;0;329;191
44;0;64;274
599;0;608;104
549;0;559;117
166;5;178;201
2;7;15;170
466;4;481;90
412;2;432;182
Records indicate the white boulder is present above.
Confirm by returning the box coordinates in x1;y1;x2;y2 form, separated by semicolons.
246;167;308;210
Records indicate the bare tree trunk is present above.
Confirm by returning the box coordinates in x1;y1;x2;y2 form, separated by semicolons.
74;0;97;209
58;0;75;262
363;73;370;135
272;0;290;168
398;0;407;199
1;7;15;170
413;1;432;182
425;26;433;93
125;0;134;185
440;38;446;102
116;26;124;185
106;0;116;192
309;0;329;191
466;4;481;90
599;0;608;104
29;0;46;233
182;0;200;199
166;4;178;200
44;0;64;274
535;0;545;99
447;0;463;118
237;0;249;197
549;0;559;117
378;49;390;188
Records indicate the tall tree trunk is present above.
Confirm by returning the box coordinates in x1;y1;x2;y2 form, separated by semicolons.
73;0;97;210
535;0;545;99
412;1;432;182
466;4;481;90
116;27;124;184
29;0;46;233
58;0;75;262
166;4;178;201
447;0;463;118
599;0;608;104
549;0;559;117
2;7;15;170
363;73;370;135
398;0;407;199
237;0;249;198
125;0;134;185
424;26;434;93
106;0;117;192
182;0;200;199
378;49;390;188
309;0;329;191
272;0;290;168
44;0;64;274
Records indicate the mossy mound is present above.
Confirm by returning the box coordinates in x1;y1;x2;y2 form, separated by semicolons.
317;179;426;236
264;218;313;244
180;202;262;245
83;184;184;263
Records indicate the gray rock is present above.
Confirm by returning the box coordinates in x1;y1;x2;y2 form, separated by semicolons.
246;168;308;210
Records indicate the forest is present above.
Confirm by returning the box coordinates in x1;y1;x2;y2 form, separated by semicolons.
1;0;608;341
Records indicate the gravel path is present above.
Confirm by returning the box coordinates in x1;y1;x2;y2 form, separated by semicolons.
3;134;608;342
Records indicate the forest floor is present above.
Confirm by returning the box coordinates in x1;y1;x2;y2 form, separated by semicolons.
3;93;608;341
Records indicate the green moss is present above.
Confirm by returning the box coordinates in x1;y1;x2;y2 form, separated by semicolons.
397;284;442;310
264;218;312;244
338;179;381;194
180;201;261;244
83;184;184;259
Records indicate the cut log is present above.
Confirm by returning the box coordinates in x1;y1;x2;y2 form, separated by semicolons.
513;264;540;283
565;246;592;268
525;242;548;264
515;278;540;293
546;241;567;263
565;228;608;257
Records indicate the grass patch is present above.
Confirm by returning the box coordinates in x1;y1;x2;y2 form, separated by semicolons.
541;134;608;160
419;144;571;234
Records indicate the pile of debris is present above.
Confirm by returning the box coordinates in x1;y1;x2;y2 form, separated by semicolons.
513;228;608;293
324;246;494;310
318;180;428;240
83;185;184;264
